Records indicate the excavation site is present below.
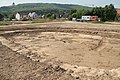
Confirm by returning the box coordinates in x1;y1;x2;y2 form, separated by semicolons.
0;22;120;80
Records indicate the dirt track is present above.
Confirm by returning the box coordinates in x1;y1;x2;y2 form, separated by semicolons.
0;21;120;80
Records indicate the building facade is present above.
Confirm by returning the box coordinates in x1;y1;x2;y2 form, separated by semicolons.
15;12;38;21
16;13;21;20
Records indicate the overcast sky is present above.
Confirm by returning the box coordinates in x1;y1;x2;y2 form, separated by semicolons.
0;0;120;8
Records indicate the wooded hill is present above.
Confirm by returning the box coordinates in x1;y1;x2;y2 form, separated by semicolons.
0;3;92;15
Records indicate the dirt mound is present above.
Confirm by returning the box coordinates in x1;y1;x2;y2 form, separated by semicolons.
0;42;75;80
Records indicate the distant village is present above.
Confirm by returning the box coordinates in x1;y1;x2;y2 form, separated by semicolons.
15;12;100;22
4;9;120;22
0;3;120;22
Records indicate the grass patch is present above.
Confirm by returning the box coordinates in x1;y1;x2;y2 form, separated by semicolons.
105;20;120;22
91;21;105;24
92;21;120;25
0;23;10;26
32;21;45;24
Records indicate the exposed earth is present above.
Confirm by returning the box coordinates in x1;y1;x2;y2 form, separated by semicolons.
0;21;120;80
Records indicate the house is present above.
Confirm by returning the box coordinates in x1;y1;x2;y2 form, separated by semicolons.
28;12;38;19
16;12;28;20
41;15;45;18
15;12;38;21
28;12;32;17
16;13;21;20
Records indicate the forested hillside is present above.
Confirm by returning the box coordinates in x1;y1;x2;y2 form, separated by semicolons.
0;3;92;15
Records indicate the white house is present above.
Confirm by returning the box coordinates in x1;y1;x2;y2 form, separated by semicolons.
28;12;32;18
28;12;38;19
15;12;38;20
42;15;45;18
72;18;76;21
16;13;21;20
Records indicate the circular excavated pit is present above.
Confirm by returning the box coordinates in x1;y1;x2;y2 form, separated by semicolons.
1;31;120;70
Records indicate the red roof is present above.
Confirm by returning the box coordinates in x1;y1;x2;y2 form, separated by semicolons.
116;10;120;14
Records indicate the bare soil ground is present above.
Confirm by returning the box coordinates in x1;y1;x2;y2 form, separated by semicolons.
0;21;120;80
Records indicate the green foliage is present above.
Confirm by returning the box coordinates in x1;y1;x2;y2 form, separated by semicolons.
91;21;105;24
9;14;15;20
0;3;91;15
46;13;52;18
117;14;120;17
0;13;4;21
115;14;120;21
69;9;90;20
0;22;10;26
32;21;45;23
51;14;56;19
72;13;78;18
69;9;77;15
46;13;56;19
92;7;105;21
2;13;8;18
77;9;90;17
92;4;117;21
104;4;117;21
68;4;117;21
0;23;9;26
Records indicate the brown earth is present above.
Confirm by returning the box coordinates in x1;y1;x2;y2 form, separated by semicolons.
0;21;120;80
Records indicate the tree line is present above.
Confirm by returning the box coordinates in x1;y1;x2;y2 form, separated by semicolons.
69;4;117;21
0;4;118;21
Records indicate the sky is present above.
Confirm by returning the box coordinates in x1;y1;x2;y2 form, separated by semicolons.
0;0;120;8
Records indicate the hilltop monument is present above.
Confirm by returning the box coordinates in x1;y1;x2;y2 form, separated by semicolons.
12;2;15;6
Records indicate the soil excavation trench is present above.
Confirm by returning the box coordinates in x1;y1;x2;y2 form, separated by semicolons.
0;22;120;80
